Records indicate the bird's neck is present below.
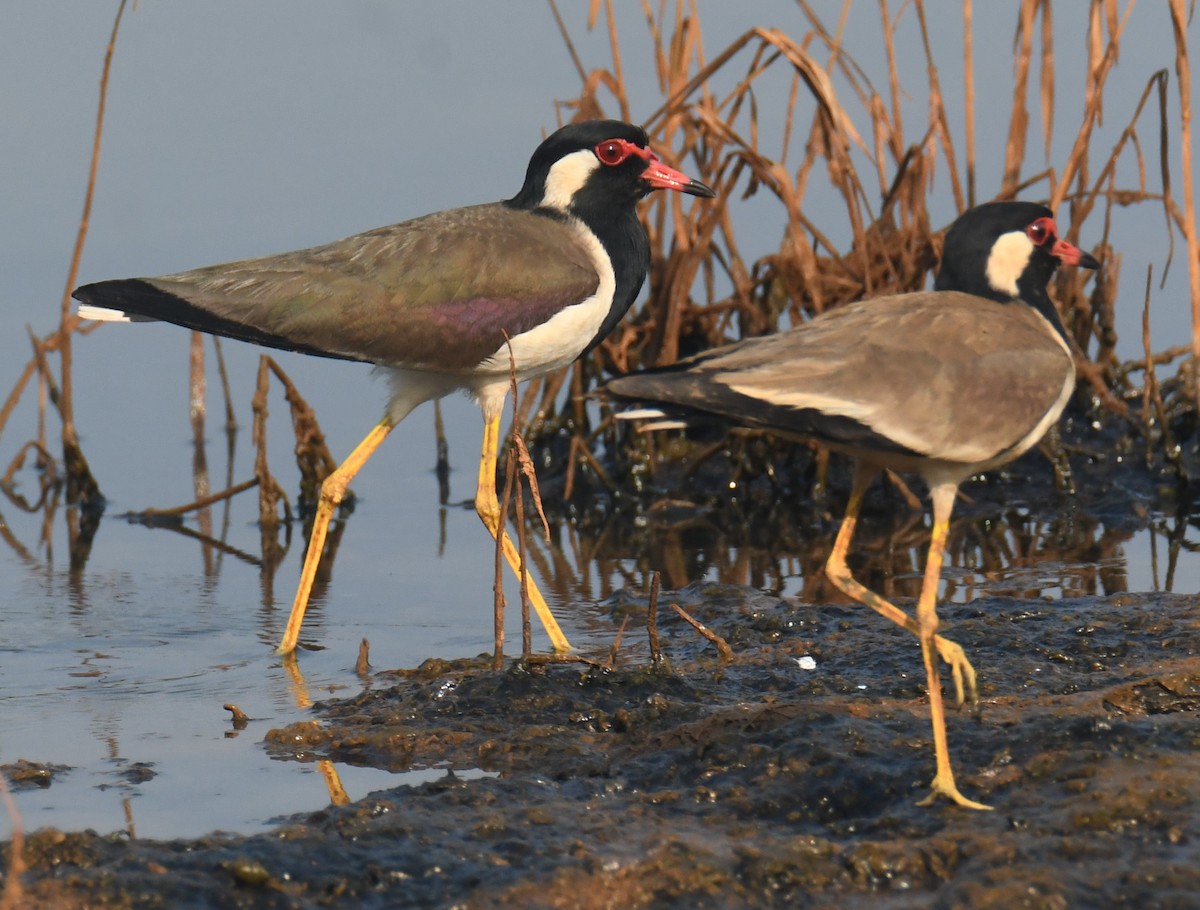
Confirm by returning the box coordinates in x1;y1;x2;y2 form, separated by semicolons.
937;261;1070;345
573;207;649;349
512;199;650;351
1016;265;1071;345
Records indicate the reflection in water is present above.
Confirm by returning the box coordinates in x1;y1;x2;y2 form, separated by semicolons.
512;443;1195;638
282;654;351;806
2;401;1192;657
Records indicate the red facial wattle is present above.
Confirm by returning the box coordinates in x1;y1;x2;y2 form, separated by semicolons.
594;137;715;197
1026;215;1099;270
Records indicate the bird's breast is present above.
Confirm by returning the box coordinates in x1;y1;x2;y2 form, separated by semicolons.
473;220;616;378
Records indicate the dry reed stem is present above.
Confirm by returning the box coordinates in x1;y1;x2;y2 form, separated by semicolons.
646;570;664;664
356;639;371;678
603;614;629;670
1140;267;1176;466
1;441;58;495
502;337;542;655
1052;1;1134;210
0;351;69;479
963;0;976;205
1039;0;1055;163
250;359;287;532
124;478;260;521
670;602;733;663
222;704;250;729
213;337;237;433
1002;0;1037;196
1167;0;1200;403
50;0;129;510
262;357;336;507
560;5;1182;414
494;453;515;670
515;466;532;658
914;1;964;213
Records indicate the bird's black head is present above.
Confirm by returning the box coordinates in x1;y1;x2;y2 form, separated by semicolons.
934;200;1100;305
506;119;715;216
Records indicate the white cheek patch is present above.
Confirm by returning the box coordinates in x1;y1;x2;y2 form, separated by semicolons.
540;149;599;212
985;230;1034;297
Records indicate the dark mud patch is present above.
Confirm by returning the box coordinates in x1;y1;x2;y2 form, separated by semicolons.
0;760;71;791
9;585;1200;908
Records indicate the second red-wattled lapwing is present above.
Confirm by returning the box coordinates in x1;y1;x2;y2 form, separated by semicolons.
74;119;715;657
605;201;1099;810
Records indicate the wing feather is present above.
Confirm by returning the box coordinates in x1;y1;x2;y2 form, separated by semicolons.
608;292;1074;465
74;204;600;372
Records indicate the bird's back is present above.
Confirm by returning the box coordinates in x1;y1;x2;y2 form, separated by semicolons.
607;290;1075;470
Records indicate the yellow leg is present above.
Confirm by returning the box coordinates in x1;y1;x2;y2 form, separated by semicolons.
824;462;977;707
915;484;991;810
276;419;395;655
475;412;571;653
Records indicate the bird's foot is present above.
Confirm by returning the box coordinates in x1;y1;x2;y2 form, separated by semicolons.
917;772;992;811
933;635;978;708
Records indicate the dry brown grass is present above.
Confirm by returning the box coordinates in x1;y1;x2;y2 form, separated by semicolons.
537;0;1197;475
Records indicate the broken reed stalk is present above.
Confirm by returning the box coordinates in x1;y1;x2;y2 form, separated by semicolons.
670;602;733;663
646;570;664;665
603;614;629;670
222;703;250;730
124;478;260;521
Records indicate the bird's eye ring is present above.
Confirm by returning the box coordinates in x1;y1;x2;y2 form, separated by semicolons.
1026;218;1054;246
595;140;631;166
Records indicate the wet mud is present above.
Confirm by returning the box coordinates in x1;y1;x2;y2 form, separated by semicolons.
9;578;1200;908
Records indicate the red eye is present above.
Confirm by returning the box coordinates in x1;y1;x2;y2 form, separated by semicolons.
595;139;630;166
1026;218;1054;245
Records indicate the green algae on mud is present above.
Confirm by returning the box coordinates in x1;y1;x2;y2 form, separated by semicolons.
8;584;1200;909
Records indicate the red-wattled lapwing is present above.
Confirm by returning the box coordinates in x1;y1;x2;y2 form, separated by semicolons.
74;119;715;657
605;201;1099;809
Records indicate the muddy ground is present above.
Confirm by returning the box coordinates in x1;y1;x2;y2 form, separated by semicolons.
6;576;1199;909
